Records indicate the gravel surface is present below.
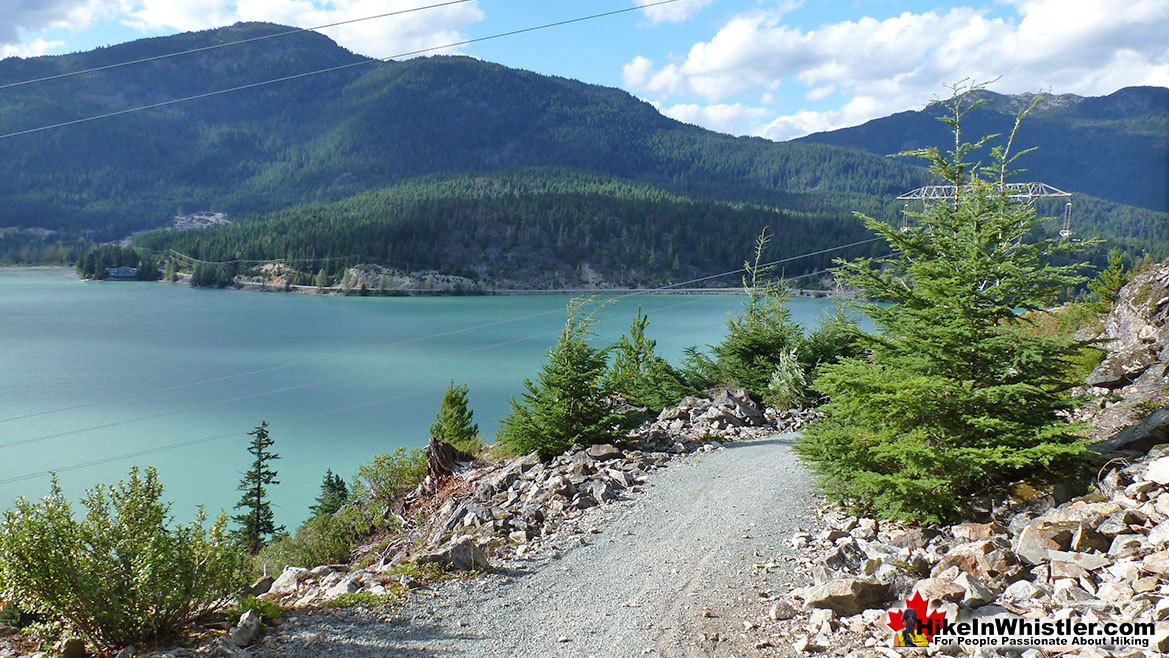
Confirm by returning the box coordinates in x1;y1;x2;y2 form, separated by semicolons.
258;434;817;658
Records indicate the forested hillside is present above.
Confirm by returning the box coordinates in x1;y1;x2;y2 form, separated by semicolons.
1;22;1165;284
131;169;889;288
0;22;919;240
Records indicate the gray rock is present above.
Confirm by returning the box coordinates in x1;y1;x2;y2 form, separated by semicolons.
232;610;261;648
804;578;892;616
1108;534;1145;557
1046;550;1112;571
1146;457;1169;485
1000;579;1039;602
769;599;798;620
415;536;491;571
268;566;308;596
586;444;622;460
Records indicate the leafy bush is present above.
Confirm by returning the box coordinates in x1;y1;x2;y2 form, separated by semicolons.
764;347;808;411
605;308;694;412
0;468;248;652
430;381;482;455
353;448;428;512
223;594;283;627
498;301;622;458
256;503;383;574
796;84;1091;523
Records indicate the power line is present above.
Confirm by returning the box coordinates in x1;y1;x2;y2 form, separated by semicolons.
0;0;686;141
0;0;475;91
0;309;733;488
0;236;881;425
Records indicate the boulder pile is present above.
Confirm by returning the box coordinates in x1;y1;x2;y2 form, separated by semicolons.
760;447;1169;656
261;389;815;607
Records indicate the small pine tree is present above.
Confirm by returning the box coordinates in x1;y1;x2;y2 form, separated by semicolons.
309;469;349;517
430;381;481;455
234;421;284;553
1087;248;1128;313
314;268;328;291
498;301;622;458
605;307;691;412
684;229;804;396
796;82;1093;523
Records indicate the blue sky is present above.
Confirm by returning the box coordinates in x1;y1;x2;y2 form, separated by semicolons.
3;1;1167;139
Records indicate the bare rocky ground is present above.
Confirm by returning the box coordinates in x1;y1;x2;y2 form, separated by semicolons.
253;434;821;658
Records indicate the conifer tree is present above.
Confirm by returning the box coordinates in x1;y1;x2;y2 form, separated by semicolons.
1088;248;1128;312
430;381;481;455
234;421;283;553
605;307;691;412
309;469;349;517
498;301;621;458
796;82;1093;523
684;229;804;396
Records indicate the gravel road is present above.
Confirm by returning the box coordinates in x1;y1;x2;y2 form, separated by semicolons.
260;434;818;658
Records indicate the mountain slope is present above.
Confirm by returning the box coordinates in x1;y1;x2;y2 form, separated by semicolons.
0;22;920;240
796;87;1169;212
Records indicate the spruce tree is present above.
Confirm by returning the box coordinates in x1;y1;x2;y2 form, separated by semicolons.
498;301;621;459
605;307;691;412
1088;248;1128;313
430;381;481;455
309;469;349;517
796;82;1093;523
684;229;804;396
233;421;283;553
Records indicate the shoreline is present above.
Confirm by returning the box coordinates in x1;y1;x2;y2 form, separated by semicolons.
9;266;844;299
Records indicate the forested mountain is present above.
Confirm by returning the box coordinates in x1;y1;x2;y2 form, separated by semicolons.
1;23;1165;283
796;87;1169;212
0;22;919;240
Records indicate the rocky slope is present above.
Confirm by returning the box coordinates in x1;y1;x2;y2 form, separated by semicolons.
1079;260;1169;450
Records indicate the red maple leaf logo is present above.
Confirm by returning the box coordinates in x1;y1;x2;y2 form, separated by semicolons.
888;591;948;640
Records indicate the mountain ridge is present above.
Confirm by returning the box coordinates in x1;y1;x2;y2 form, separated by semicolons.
0;23;1165;282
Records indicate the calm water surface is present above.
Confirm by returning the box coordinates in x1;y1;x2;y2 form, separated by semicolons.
0;267;850;527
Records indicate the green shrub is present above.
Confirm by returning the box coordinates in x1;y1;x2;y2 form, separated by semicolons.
353;448;428;513
683;230;803;397
223;595;283;627
0;467;248;652
255;504;382;574
799;305;866;387
764;347;808;411
498;301;622;458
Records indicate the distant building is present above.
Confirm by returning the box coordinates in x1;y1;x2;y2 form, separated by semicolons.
107;266;139;279
173;211;230;230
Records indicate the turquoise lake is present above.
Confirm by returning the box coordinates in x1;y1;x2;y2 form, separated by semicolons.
0;267;852;528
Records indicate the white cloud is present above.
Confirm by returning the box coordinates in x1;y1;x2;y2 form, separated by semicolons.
624;0;1169;138
634;0;717;24
123;0;484;59
1;38;67;59
0;0;127;46
622;54;654;88
659;101;769;133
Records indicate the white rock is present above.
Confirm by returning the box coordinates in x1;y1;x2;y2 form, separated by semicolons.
268;566;308;596
1145;457;1169;485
